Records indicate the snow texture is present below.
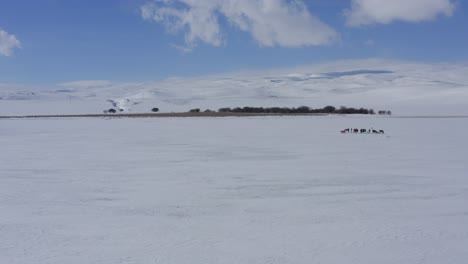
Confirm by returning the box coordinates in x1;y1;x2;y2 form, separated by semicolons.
1;59;467;116
1;116;468;264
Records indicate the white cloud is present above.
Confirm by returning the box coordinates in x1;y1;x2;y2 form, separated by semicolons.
345;0;456;26
171;43;193;54
0;28;21;56
365;39;375;46
141;0;337;49
59;80;113;89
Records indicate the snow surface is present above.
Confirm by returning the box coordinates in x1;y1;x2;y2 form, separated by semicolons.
1;116;468;264
1;59;468;116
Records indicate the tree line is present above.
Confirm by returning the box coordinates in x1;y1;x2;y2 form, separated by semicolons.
106;105;392;115
212;106;380;115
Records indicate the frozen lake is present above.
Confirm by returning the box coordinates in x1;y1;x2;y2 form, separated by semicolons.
1;116;467;264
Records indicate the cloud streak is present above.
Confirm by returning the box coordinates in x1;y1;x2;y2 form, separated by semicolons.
0;28;21;56
59;80;113;89
141;0;337;49
345;0;456;26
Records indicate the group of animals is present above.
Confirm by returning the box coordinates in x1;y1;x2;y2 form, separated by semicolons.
341;128;385;134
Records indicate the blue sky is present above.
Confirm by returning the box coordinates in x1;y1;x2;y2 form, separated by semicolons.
0;0;466;84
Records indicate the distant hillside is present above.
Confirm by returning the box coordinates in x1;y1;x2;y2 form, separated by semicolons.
1;59;467;116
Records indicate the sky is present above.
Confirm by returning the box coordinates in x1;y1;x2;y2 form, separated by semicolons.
0;0;467;85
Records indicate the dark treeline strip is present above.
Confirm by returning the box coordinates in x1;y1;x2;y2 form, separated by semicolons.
215;106;378;115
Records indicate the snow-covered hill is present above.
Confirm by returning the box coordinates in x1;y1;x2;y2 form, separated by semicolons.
1;59;467;115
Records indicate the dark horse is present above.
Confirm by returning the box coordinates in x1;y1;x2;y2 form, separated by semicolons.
340;128;385;134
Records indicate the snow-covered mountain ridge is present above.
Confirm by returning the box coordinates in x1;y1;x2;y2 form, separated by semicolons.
1;60;467;115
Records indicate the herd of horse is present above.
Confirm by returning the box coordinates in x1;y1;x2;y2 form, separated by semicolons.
341;128;385;134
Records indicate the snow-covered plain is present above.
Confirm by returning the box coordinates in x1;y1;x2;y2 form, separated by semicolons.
1;59;468;116
1;116;468;264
